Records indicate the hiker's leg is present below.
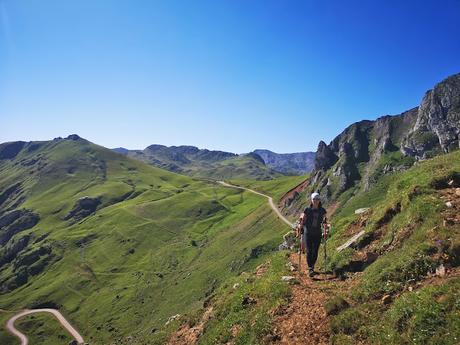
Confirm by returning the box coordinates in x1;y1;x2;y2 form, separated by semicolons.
310;235;322;269
305;234;315;270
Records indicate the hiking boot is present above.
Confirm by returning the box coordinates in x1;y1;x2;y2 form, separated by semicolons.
308;268;315;277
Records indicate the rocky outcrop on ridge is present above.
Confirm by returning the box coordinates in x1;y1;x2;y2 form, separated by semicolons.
285;73;460;210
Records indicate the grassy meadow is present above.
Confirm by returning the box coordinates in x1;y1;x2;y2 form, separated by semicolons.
0;138;296;344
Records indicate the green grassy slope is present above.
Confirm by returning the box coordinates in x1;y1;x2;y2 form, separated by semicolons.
125;147;283;181
0;311;16;345
196;150;460;345
197;251;291;345
16;313;74;344
0;138;290;344
186;154;283;181
321;150;460;344
229;175;309;202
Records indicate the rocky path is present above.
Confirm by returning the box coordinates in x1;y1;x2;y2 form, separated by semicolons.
6;308;84;345
217;180;341;344
270;253;336;344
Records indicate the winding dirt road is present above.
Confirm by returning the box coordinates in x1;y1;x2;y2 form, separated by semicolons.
217;181;294;227
5;181;288;345
6;308;84;345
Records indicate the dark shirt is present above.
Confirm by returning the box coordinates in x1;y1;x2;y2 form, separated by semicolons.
303;206;327;235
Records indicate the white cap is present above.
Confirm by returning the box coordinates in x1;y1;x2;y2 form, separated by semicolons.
311;192;320;201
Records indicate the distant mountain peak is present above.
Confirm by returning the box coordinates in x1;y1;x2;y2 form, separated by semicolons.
245;152;265;164
252;149;315;175
66;134;83;141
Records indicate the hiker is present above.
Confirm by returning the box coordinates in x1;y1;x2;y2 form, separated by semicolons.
296;192;327;277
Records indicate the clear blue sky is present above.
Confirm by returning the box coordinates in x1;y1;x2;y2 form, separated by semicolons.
1;0;459;153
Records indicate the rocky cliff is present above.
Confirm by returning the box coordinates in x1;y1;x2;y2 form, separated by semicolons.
283;72;460;212
402;73;460;159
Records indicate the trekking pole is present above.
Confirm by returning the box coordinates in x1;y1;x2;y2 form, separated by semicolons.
292;220;301;271
322;222;330;273
298;232;302;271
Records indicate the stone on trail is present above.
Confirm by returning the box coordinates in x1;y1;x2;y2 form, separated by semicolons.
435;264;446;277
286;262;296;272
165;314;181;325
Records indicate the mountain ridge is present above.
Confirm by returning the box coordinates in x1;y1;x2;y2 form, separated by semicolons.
282;72;460;215
111;144;314;180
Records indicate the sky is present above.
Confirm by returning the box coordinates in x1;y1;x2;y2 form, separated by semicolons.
1;0;459;153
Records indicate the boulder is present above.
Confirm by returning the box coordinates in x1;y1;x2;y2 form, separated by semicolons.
435;264;446;277
354;207;370;215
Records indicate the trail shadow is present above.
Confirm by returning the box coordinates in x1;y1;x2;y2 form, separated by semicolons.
312;271;339;281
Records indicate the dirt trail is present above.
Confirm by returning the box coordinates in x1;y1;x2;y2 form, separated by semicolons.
270;253;335;344
6;308;84;345
168;181;350;345
167;307;214;345
217;181;294;227
217;180;348;345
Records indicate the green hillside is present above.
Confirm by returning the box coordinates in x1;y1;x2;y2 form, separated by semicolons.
199;150;460;345
119;145;283;181
3;136;459;345
0;137;292;344
323;149;460;344
189;154;283;181
229;174;309;202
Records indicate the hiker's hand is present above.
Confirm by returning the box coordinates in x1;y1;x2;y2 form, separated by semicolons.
322;223;330;239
